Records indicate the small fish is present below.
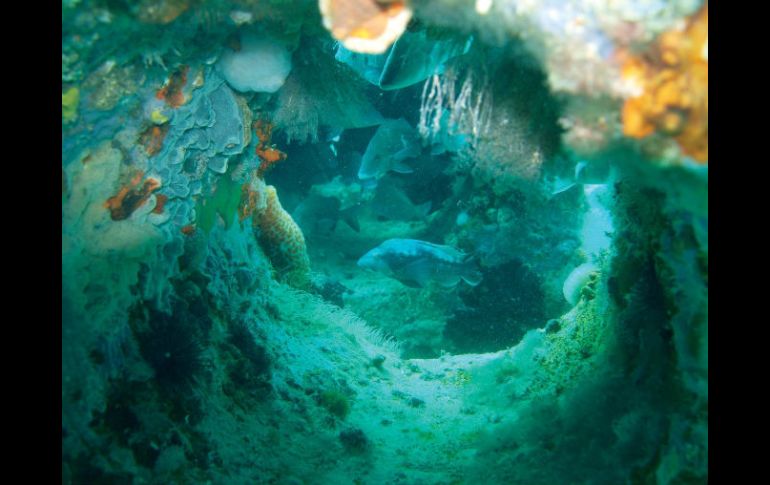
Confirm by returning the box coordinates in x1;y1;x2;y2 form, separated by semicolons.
549;160;613;197
357;238;482;288
358;118;420;181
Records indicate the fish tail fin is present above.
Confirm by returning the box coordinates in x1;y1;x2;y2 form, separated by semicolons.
417;201;432;218
392;160;414;173
461;253;483;286
461;268;483;287
340;206;361;232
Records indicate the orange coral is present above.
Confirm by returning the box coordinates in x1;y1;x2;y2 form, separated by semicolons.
254;119;272;146
104;171;161;221
156;65;190;108
620;4;708;162
254;119;287;177
139;124;170;156
181;224;196;235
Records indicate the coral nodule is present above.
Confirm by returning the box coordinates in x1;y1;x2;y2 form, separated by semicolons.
620;4;708;163
242;174;311;289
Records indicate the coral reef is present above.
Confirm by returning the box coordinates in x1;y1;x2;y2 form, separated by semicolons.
62;1;707;483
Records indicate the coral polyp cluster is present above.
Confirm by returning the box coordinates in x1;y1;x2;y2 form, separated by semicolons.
620;4;708;162
242;174;311;289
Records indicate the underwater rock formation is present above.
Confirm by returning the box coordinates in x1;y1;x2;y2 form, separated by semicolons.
63;1;708;483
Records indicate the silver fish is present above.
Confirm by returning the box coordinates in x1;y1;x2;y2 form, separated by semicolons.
357;239;482;288
358;119;420;181
335;26;473;91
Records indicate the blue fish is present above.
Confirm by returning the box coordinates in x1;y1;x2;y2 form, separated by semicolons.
358;118;420;181
357;239;482;288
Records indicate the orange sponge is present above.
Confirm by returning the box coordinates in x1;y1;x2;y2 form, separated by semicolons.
621;5;708;162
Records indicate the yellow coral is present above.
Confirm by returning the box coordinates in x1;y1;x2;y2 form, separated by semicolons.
245;176;311;288
62;86;80;123
621;4;708;163
150;108;169;124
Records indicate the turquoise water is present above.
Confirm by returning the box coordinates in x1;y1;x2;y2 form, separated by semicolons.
62;1;707;483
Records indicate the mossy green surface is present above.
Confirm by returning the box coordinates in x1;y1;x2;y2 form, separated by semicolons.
195;172;243;233
319;389;351;419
